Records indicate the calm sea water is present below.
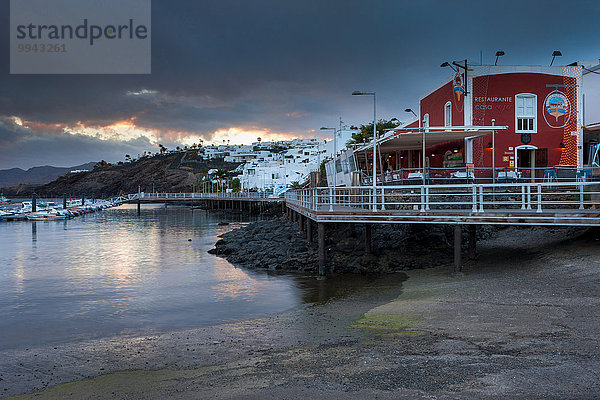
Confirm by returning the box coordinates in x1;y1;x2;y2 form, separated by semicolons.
0;204;383;351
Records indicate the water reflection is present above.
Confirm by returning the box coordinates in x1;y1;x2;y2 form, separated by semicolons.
0;205;402;351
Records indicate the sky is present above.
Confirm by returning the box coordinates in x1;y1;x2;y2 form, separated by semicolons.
1;0;599;169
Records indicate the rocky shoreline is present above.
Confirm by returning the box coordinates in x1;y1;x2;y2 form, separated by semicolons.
209;217;495;274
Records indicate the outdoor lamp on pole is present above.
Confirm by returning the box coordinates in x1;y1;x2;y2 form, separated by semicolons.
440;61;457;72
442;59;469;95
491;118;496;184
320;127;337;191
352;91;377;210
494;51;505;66
550;50;562;66
405;108;426;185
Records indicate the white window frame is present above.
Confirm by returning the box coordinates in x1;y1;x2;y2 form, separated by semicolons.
444;101;452;127
515;93;537;134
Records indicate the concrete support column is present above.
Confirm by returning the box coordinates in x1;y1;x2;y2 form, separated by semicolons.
468;225;477;260
364;223;372;254
318;223;326;276
306;219;313;243
137;199;141;215
454;225;462;274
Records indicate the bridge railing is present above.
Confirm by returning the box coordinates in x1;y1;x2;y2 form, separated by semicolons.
285;182;600;213
137;192;277;200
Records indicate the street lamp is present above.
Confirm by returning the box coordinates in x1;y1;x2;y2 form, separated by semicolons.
352;91;377;210
405;108;426;185
550;50;562;66
442;59;469;95
320;127;337;191
494;50;505;66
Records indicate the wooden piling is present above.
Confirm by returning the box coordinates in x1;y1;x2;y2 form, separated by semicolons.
137;199;141;215
63;193;67;210
468;225;477;259
454;225;462;274
318;223;326;276
306;218;312;243
364;223;372;254
32;194;37;212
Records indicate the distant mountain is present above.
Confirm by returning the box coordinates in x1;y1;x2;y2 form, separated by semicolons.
2;153;200;197
0;162;97;189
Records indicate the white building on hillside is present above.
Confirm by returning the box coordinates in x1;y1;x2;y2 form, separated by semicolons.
240;140;326;193
325;126;359;158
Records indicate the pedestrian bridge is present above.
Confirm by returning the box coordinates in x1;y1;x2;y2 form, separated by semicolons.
112;183;600;275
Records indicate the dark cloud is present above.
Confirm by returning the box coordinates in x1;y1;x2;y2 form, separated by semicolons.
1;0;599;168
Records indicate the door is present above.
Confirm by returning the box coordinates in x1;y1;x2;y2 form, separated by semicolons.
516;148;535;182
535;148;548;179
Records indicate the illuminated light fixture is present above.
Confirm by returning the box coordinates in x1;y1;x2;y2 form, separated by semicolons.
494;50;505;66
550;51;562;66
559;142;566;149
431;154;435;157
453;149;459;153
487;142;493;149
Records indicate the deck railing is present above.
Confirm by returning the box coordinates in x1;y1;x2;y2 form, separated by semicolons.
285;182;600;213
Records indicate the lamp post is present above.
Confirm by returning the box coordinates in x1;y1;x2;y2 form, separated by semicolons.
352;91;377;210
405;108;425;185
491;118;496;184
494;50;505;66
550;50;562;66
320;127;337;191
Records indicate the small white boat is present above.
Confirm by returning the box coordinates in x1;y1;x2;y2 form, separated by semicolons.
26;208;67;221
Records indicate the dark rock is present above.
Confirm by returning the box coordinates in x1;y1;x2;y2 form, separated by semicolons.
208;217;487;275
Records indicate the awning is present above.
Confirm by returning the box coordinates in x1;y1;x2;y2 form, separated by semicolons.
584;122;600;134
355;125;508;153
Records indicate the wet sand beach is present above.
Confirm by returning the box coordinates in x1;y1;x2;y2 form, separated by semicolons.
5;226;600;399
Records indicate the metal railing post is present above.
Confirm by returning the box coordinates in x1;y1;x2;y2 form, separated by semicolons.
478;185;484;212
381;187;386;211
527;185;532;210
329;187;333;211
472;184;477;212
425;186;430;211
537;184;542;213
521;185;526;210
579;183;585;210
372;187;377;211
420;186;425;212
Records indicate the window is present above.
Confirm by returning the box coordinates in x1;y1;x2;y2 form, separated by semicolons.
444;102;452;127
515;94;537;133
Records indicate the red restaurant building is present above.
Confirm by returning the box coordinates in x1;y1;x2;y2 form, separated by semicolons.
332;61;599;186
416;65;583;179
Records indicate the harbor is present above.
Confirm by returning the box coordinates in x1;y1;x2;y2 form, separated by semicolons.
3;0;600;397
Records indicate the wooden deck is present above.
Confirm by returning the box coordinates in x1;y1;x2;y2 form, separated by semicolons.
286;202;600;226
